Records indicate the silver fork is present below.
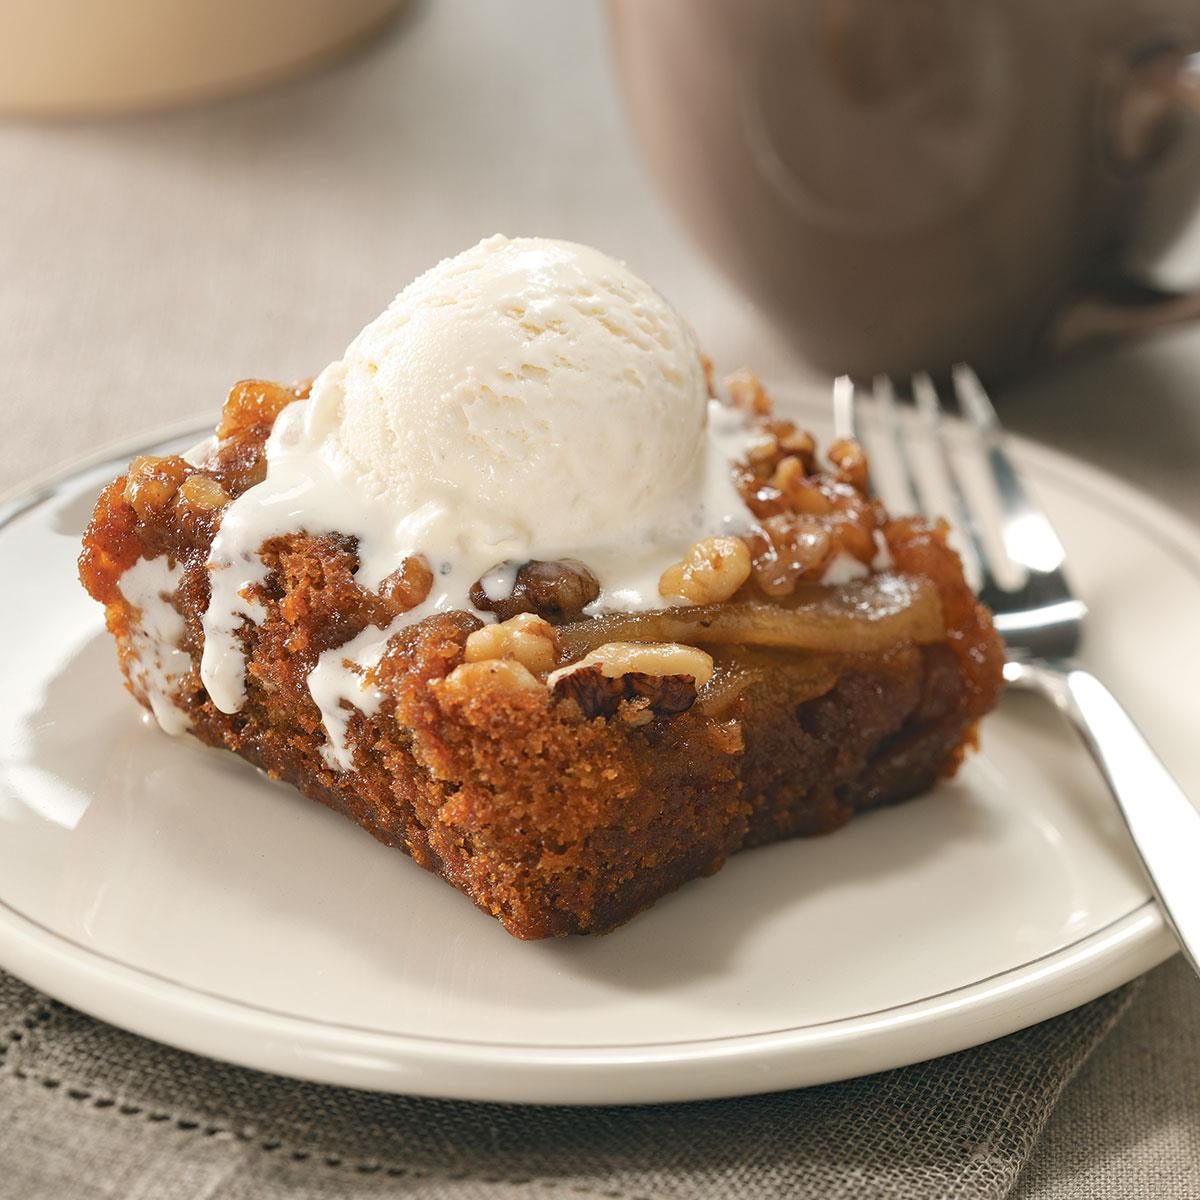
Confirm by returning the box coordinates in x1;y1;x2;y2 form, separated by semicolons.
834;366;1200;975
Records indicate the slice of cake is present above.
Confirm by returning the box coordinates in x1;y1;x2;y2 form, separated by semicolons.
79;236;1005;939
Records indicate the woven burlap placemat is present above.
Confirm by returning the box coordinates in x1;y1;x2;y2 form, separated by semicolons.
0;967;1139;1200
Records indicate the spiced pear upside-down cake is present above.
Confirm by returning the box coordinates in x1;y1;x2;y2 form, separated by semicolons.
79;235;1005;939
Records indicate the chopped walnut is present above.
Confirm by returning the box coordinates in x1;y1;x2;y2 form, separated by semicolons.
216;379;307;440
769;457;832;514
378;556;434;614
547;642;713;721
549;642;715;688
659;536;752;605
746;433;781;465
725;369;772;416
438;658;547;700
464;612;558;676
208;380;310;495
746;517;835;597
178;474;230;513
123;455;190;520
616;697;656;728
469;558;600;623
827;437;869;492
741;420;819;478
552;665;700;721
778;427;816;462
725;390;879;595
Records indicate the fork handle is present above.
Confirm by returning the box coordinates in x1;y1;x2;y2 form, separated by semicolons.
1007;658;1200;974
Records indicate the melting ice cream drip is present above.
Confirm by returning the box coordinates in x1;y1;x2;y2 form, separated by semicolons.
119;556;193;736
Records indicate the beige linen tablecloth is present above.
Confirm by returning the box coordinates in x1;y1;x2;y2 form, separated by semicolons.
1;1;1197;1195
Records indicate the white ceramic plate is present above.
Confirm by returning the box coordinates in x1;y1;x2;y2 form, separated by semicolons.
0;422;1194;1105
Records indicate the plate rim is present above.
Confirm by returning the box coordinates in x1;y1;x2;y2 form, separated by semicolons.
0;417;1191;1104
0;894;1174;1104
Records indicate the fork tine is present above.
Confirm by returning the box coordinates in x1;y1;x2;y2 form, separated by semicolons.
911;372;992;592
949;362;1001;436
872;374;923;514
950;364;1068;577
834;376;891;505
832;375;857;442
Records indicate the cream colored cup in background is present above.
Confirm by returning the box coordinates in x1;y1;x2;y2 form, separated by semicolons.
0;0;407;117
611;0;1200;379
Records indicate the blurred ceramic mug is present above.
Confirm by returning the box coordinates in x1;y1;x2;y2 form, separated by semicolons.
610;0;1200;377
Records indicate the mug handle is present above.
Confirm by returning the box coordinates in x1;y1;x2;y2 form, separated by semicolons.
1047;44;1200;354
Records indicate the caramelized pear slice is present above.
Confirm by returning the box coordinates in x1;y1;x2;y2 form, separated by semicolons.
697;645;844;718
557;573;944;660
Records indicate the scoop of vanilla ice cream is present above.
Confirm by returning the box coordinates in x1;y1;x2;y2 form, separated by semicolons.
305;235;710;551
200;234;754;739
